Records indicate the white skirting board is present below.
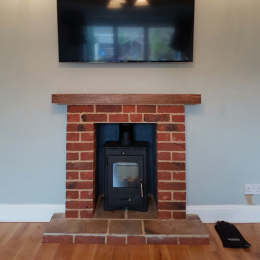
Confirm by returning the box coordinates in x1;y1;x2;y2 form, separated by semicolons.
0;204;65;222
187;205;260;223
0;204;260;223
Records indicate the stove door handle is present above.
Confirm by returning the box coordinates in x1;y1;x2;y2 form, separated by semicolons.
140;182;144;198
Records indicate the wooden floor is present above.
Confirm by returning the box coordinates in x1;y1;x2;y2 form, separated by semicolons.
0;223;259;260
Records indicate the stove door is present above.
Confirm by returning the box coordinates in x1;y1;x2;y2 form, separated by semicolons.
105;155;147;211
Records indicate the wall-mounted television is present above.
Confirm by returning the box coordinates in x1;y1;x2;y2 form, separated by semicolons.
57;0;194;63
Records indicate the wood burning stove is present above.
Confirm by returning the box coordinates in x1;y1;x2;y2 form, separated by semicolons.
104;124;148;211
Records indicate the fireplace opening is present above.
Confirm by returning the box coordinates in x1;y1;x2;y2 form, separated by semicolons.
95;123;157;212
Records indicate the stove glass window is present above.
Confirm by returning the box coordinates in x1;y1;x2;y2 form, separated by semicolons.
113;162;139;188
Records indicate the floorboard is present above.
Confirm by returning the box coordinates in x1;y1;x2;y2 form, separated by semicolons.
0;223;259;260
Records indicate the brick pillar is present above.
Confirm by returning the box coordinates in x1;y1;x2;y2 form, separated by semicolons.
156;105;186;219
65;105;96;219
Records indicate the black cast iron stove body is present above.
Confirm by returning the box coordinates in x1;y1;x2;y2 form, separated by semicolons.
104;124;148;211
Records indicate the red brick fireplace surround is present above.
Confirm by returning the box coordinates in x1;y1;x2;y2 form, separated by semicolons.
52;94;201;220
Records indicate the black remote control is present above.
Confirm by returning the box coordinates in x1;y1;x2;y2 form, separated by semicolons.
215;221;251;248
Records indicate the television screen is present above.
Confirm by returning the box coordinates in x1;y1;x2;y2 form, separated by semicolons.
57;0;194;62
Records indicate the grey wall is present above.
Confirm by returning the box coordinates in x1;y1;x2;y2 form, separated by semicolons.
0;0;260;205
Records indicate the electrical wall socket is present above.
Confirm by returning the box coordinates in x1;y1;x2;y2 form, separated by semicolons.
244;184;260;195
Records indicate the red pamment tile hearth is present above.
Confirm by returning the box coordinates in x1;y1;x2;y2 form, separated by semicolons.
45;94;209;245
